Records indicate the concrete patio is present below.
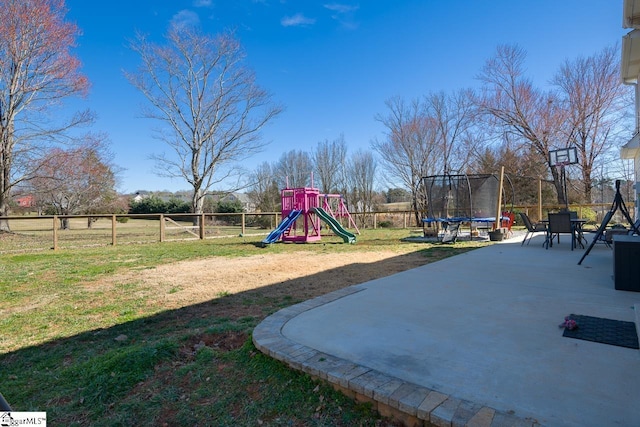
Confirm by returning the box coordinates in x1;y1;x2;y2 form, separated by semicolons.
253;232;640;427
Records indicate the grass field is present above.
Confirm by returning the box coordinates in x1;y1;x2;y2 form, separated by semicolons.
0;229;490;426
0;216;271;253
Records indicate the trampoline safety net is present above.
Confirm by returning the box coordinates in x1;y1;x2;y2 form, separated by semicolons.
422;174;504;220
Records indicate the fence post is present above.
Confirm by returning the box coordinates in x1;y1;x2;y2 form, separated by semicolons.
373;213;377;229
159;214;165;242
52;216;58;251
538;179;543;221
403;212;407;229
200;214;205;239
112;215;117;246
241;213;246;235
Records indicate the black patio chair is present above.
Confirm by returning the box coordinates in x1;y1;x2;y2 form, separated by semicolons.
519;212;547;246
545;212;575;250
568;211;588;247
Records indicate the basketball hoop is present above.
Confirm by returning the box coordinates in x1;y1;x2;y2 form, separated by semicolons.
549;148;578;209
549;147;578;167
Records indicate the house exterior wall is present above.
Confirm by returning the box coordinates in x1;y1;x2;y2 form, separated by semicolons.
622;0;640;221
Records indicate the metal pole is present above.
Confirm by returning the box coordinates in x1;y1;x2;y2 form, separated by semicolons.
494;167;505;230
562;165;569;210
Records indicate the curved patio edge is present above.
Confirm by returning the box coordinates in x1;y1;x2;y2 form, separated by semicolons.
252;285;541;427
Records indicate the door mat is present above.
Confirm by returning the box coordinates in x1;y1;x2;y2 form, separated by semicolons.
562;314;639;349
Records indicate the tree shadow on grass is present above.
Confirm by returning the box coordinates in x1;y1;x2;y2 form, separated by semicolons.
0;246;477;426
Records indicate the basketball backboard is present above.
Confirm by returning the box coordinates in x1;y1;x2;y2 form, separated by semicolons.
549;147;578;167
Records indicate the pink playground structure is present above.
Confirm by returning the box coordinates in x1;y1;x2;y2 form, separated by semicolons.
261;185;358;245
281;186;321;243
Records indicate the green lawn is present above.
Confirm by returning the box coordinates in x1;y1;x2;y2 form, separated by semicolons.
0;229;489;426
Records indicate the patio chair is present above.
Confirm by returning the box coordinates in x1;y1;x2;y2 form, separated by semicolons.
440;222;460;243
603;217;640;244
519;212;546;246
545;212;575;250
501;211;515;236
568;211;587;247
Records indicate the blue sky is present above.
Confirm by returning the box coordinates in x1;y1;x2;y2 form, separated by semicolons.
64;0;626;193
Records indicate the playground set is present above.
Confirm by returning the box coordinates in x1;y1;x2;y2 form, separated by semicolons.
261;185;358;245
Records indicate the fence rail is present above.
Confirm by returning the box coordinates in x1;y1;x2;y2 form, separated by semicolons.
0;203;634;253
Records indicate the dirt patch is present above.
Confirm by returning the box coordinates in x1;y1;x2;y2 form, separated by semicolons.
94;250;430;315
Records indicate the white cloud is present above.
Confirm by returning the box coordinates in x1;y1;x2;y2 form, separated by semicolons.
170;10;201;30
324;3;359;30
193;0;212;6
324;3;359;14
281;13;316;27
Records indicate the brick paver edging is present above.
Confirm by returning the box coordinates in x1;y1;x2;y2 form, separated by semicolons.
252;285;541;427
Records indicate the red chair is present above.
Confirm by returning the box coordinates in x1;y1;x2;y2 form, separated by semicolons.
501;211;515;235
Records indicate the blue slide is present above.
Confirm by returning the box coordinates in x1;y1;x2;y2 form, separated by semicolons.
261;209;302;245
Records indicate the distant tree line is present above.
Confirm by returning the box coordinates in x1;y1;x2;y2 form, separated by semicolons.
248;44;633;227
247;135;381;227
128;194;244;215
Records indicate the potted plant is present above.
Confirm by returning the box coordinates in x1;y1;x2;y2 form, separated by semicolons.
489;228;505;241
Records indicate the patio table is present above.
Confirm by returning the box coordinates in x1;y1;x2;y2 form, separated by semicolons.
541;217;587;249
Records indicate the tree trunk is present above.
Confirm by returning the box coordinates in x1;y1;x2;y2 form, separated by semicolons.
60;218;70;230
411;196;421;227
0;160;11;232
0;197;10;232
191;188;204;226
582;164;593;203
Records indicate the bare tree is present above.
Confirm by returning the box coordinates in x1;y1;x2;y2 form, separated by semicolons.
274;150;313;189
552;45;632;202
0;0;92;231
126;27;283;215
345;149;377;227
31;137;119;229
372;96;439;225
313;135;347;193
247;161;280;213
475;44;569;205
426;89;476;174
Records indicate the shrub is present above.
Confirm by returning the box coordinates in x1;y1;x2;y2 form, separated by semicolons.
129;195;190;214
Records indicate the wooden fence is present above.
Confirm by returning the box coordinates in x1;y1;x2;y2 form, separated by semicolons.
0;202;634;252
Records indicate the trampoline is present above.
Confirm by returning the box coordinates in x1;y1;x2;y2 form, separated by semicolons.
421;173;514;242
